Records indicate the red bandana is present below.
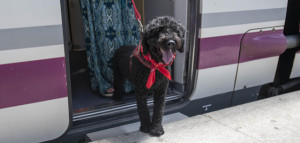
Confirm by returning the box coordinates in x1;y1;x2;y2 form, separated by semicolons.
130;43;176;89
136;43;175;89
143;52;172;89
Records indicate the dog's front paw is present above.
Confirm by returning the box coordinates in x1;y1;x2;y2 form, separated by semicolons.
139;125;150;133
149;125;164;136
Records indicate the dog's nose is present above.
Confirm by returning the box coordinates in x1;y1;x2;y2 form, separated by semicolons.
167;40;175;48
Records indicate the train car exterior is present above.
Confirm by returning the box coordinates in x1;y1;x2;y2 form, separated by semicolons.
1;0;299;142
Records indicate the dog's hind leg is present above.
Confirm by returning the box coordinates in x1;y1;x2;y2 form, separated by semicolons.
149;84;168;136
112;59;125;100
135;89;151;133
112;72;125;100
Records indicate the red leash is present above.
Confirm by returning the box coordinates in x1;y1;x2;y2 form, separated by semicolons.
131;0;143;32
131;0;141;21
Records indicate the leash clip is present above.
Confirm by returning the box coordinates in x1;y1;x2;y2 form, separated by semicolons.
138;20;144;33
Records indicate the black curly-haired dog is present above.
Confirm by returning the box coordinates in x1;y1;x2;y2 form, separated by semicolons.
112;16;185;136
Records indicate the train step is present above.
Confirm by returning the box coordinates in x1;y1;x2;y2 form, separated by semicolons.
85;112;188;142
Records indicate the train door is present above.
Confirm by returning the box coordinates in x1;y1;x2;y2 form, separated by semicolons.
231;3;288;105
0;0;71;143
232;27;287;105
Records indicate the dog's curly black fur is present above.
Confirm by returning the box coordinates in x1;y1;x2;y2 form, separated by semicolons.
112;16;185;136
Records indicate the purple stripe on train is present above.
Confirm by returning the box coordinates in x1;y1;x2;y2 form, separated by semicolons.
197;30;287;69
0;58;68;109
197;34;242;69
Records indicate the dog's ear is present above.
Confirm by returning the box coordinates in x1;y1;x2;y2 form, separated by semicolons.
175;27;185;53
141;36;148;54
174;21;185;53
141;30;151;54
142;28;158;55
177;39;184;53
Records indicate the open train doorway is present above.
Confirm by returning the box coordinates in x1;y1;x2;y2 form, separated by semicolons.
65;0;189;121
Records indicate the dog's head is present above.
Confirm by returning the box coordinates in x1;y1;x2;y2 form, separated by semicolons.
142;16;185;64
